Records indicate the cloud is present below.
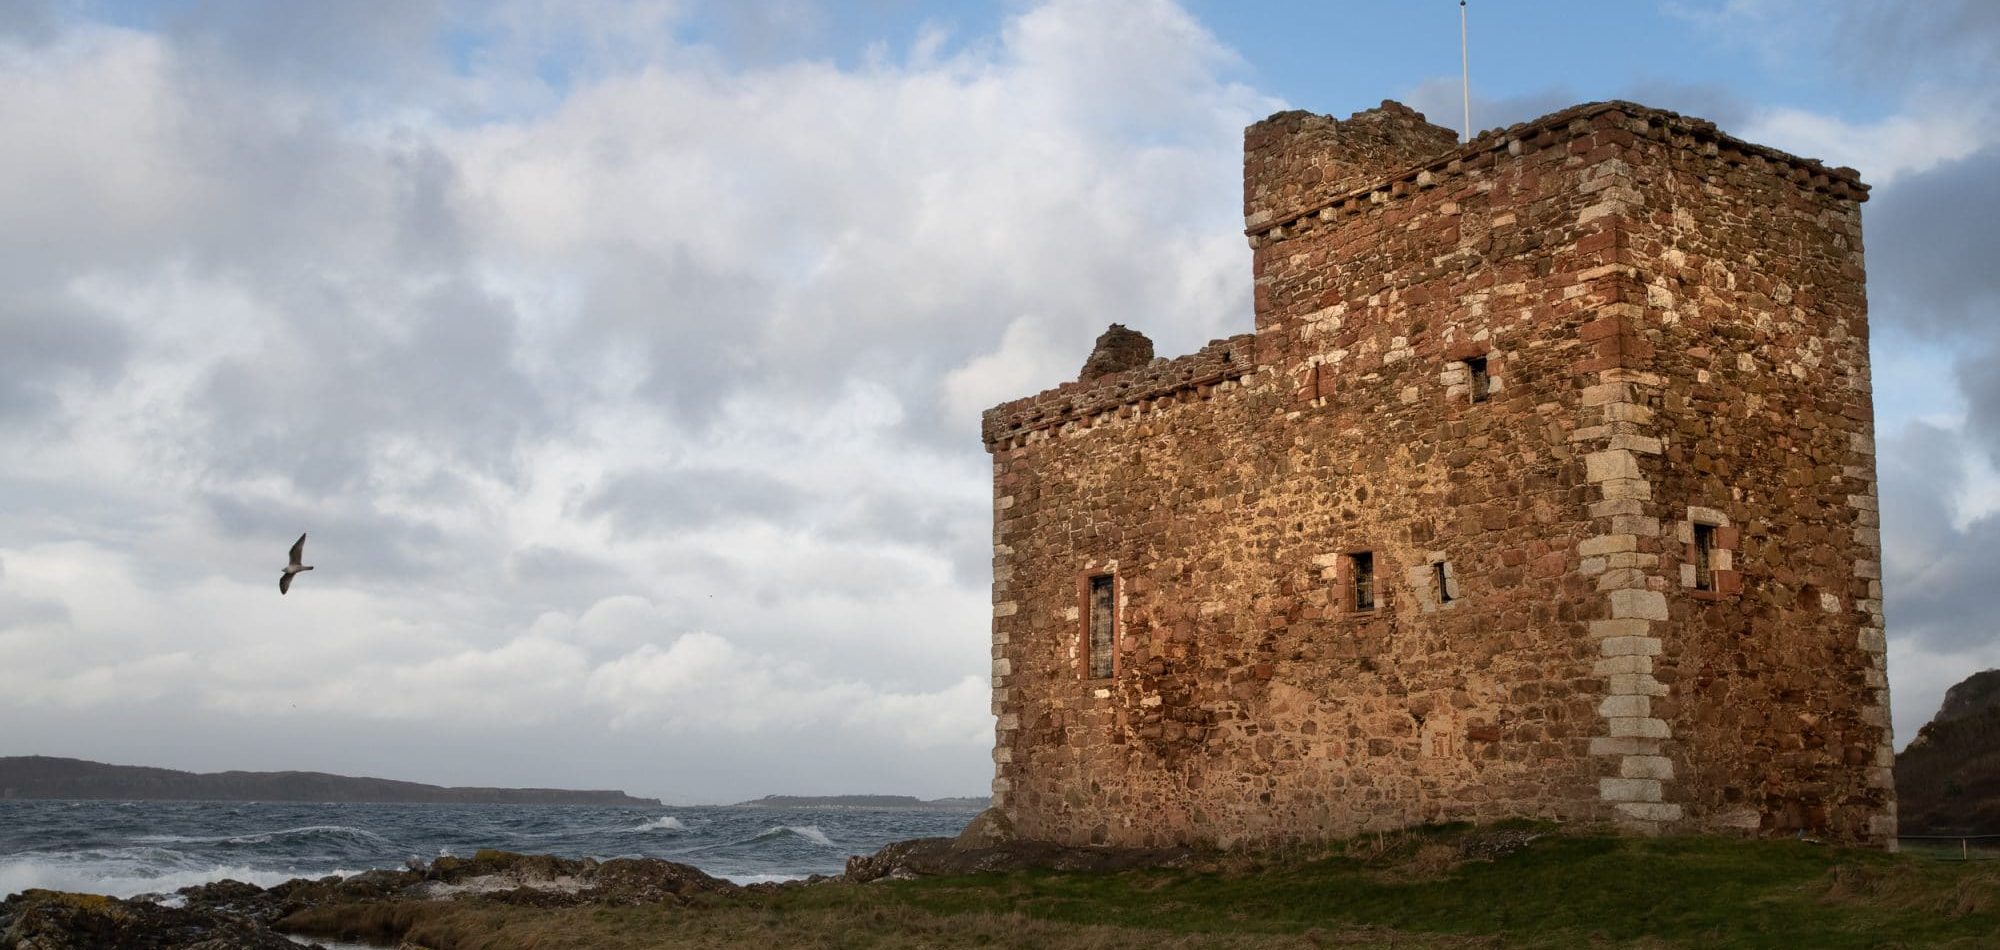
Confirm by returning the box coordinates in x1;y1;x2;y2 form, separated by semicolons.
0;0;1267;801
941;316;1072;424
1866;148;2000;334
0;296;130;423
0;0;61;44
580;466;805;536
585;629;989;748
1737;107;1988;185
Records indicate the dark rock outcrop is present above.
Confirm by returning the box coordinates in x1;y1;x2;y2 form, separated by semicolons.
1897;669;2000;834
1;851;740;947
951;806;1016;850
0;889;309;949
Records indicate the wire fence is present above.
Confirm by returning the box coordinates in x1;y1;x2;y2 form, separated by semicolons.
1896;834;2000;861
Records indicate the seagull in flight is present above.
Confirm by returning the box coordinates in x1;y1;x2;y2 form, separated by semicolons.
280;533;313;595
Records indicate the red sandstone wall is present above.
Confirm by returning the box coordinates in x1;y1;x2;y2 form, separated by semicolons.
1617;113;1893;841
1243;101;1461;235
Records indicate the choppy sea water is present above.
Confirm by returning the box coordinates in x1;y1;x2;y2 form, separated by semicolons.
0;800;979;899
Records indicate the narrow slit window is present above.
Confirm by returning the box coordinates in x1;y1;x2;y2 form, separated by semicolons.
1087;574;1116;679
1692;524;1715;591
1350;552;1376;611
1465;356;1490;403
1434;562;1453;604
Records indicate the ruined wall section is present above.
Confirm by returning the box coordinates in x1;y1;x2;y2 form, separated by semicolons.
1614;109;1893;844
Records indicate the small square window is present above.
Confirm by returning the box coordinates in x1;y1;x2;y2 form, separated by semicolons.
1350;552;1376;611
1465;356;1490;403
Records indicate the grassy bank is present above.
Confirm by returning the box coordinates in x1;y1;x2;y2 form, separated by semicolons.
283;825;2000;949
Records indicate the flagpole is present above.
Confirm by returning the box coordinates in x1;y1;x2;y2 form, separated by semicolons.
1460;0;1471;141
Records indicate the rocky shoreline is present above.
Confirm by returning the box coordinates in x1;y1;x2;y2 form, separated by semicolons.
1;848;745;949
0;812;1195;949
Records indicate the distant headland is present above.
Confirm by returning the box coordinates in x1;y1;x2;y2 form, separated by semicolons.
733;794;987;811
0;756;660;806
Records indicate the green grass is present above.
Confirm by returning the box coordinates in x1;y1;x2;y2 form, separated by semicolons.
281;827;2000;949
857;826;2000;949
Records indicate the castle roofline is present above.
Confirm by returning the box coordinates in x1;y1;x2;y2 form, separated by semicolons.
981;334;1255;449
1245;99;1870;245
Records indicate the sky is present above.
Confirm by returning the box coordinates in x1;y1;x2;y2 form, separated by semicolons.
0;0;1995;804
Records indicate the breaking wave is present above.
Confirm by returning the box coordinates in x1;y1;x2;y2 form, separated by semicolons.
754;825;834;847
3;800;974;897
135;825;393;848
0;853;354;901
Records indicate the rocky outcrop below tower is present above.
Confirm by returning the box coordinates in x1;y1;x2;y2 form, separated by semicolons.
1896;670;2000;834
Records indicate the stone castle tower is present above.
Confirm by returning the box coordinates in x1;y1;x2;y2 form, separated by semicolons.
979;100;1894;847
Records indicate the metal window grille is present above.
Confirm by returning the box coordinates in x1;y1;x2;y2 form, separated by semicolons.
1351;552;1376;611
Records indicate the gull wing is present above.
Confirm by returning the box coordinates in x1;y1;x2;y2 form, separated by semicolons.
288;533;307;568
280;571;294;595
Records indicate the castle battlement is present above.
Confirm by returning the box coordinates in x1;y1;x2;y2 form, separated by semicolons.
1247;100;1868;250
981;333;1255;449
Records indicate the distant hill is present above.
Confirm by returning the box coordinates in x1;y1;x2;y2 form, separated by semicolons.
0;756;660;807
1896;670;2000;834
734;794;988;811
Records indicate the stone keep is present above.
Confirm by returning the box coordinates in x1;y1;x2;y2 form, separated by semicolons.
979;100;1894;847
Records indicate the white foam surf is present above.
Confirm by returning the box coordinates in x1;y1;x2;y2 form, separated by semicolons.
758;825;834;847
0;854;360;900
131;824;392;847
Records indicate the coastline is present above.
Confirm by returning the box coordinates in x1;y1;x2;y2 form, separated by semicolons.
7;825;1999;949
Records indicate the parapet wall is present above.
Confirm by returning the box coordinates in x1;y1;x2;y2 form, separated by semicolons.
1245;100;1866;250
982;335;1255;449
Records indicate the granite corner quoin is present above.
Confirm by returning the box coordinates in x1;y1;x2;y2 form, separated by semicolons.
978;98;1893;849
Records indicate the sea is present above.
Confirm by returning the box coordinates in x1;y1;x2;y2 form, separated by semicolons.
0;800;980;900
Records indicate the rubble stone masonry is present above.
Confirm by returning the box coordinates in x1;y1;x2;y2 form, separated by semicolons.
980;99;1892;848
